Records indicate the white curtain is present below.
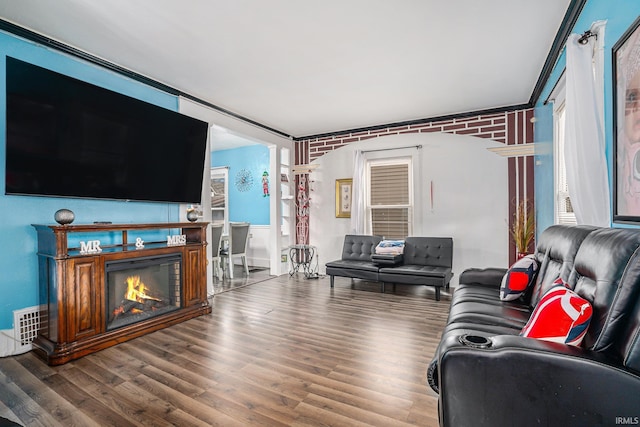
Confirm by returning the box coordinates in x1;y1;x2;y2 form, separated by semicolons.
350;150;366;234
564;33;611;226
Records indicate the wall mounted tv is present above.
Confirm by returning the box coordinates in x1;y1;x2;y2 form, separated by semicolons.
5;57;209;203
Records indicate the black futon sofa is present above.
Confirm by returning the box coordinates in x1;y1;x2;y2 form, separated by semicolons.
428;224;640;426
325;234;453;300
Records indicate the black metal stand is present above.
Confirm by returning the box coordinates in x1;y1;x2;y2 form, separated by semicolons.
289;244;318;278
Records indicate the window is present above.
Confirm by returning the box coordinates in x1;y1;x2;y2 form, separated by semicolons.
210;167;229;233
554;100;577;225
550;70;576;225
366;158;412;239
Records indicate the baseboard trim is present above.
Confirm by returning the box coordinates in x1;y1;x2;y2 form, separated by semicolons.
0;328;31;357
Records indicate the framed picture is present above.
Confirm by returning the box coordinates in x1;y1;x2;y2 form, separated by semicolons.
335;178;353;218
614;16;640;222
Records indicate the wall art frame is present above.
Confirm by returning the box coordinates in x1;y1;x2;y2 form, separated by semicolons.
335;178;353;218
613;16;640;222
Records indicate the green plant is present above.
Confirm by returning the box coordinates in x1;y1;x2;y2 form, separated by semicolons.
512;200;535;254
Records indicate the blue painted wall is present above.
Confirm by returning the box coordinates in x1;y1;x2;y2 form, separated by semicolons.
534;0;640;231
212;145;270;225
0;31;184;329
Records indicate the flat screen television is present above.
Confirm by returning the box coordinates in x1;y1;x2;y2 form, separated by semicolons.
5;57;209;203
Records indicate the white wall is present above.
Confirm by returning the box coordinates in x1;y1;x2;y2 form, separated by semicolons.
309;132;509;287
245;225;270;268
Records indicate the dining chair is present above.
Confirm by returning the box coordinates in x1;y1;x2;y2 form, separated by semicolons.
210;223;224;280
220;222;250;279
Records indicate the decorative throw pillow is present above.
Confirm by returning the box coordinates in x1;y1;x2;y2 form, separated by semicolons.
520;283;593;346
499;254;539;301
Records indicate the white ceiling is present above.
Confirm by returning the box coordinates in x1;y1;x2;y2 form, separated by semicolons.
0;0;572;139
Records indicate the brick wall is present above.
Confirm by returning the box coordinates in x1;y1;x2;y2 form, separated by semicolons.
304;112;515;161
295;108;535;262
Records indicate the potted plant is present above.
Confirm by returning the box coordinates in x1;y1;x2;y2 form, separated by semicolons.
511;199;535;258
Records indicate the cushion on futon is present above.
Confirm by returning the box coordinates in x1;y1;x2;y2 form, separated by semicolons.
375;240;405;255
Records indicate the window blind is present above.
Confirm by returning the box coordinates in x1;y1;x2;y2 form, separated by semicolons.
369;163;411;239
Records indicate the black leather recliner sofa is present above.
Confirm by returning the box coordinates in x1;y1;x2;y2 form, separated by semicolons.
428;224;640;426
325;234;453;300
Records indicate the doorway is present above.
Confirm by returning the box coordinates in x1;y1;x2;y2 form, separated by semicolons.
208;125;292;276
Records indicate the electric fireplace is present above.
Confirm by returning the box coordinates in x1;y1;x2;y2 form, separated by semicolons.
31;222;211;365
106;254;182;331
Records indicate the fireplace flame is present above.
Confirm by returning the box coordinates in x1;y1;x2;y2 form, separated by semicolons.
111;275;166;320
125;275;161;303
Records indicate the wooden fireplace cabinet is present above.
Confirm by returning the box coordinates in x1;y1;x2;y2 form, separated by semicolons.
31;222;211;365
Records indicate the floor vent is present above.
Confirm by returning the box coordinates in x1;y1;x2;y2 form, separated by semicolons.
13;307;40;352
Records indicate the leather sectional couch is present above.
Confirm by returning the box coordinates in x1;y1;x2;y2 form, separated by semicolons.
325;234;453;300
428;224;640;426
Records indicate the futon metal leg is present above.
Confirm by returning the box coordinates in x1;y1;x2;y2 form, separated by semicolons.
330;276;334;288
381;282;385;293
435;287;441;301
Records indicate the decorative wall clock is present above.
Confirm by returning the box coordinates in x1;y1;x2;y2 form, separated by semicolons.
235;168;254;192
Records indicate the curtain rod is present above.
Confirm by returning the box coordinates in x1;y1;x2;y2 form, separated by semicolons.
543;21;604;106
362;145;422;153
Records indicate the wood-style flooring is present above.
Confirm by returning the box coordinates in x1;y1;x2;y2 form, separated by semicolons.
0;270;451;426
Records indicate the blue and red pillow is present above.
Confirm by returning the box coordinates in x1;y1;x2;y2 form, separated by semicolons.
520;278;593;346
500;255;539;301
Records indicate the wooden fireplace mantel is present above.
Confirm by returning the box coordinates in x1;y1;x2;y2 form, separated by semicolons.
31;222;211;365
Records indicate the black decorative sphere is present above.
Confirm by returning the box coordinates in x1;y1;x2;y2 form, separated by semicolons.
186;210;199;222
54;209;75;225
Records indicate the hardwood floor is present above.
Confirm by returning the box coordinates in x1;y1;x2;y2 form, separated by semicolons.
0;273;451;426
